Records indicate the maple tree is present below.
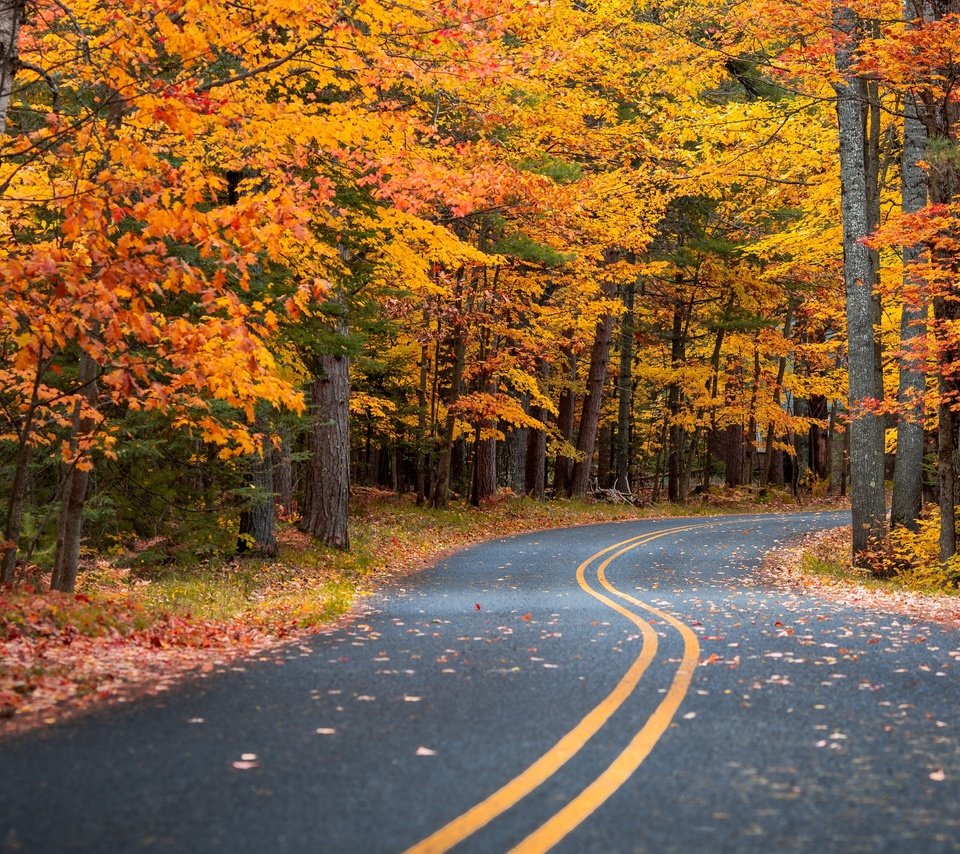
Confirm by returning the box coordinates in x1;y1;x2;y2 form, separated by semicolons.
0;0;957;591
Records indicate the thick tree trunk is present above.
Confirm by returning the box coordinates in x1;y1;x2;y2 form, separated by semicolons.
724;425;745;487
50;351;99;592
300;354;350;550
569;292;616;498
833;3;888;559
471;434;497;505
238;412;277;557
505;428;526;494
891;94;928;531
0;0;24;134
505;394;529;495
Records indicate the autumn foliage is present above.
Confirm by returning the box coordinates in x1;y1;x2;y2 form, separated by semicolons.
0;0;957;592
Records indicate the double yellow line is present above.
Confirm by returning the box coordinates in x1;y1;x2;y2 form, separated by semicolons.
406;522;710;854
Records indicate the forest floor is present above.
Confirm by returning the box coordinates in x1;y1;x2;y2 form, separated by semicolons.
0;486;906;739
759;525;960;628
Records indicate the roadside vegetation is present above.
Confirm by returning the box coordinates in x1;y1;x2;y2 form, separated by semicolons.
3;487;832;732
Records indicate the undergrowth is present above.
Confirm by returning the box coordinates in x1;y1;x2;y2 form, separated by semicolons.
4;487;845;641
798;508;960;595
858;508;960;592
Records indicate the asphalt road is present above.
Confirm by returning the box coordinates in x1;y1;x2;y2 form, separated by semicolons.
2;511;959;853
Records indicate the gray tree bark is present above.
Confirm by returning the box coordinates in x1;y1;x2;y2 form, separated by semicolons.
505;393;529;495
569;287;617;498
472;434;496;505
0;0;24;135
891;93;928;531
300;354;350;550
833;2;888;559
613;283;635;494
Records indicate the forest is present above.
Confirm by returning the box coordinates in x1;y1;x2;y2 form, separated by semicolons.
1;0;959;596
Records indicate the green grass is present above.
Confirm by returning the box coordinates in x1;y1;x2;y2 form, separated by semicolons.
60;489;846;636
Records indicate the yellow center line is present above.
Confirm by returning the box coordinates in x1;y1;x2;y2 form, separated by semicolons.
507;531;706;854
404;524;704;854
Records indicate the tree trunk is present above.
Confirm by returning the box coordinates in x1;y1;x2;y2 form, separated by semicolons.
272;425;294;519
569;290;616;498
724;424;744;487
300;354;350;550
238;412;277;557
833;2;888;559
553;347;576;493
506;394;529;495
0;0;24;134
911;0;960;558
741;346;761;487
1;355;46;585
433;282;473;509
416;308;431;506
762;305;794;488
808;395;830;479
433;335;467;509
613;282;635;494
667;300;685;501
891;94;928;530
525;425;546;501
471;433;497;505
525;362;549;500
50;351;99;592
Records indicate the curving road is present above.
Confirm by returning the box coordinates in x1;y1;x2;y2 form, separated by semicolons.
2;511;959;852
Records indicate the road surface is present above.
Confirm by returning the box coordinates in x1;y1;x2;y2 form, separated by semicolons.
2;511;959;852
